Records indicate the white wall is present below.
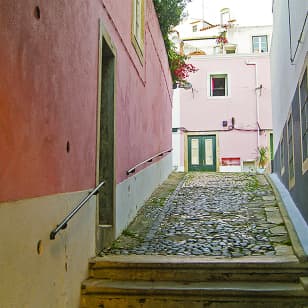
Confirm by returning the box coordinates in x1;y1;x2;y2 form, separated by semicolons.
185;0;272;27
172;89;181;128
178;23;272;56
172;132;181;169
172;88;184;170
271;0;308;151
115;154;172;237
228;25;272;54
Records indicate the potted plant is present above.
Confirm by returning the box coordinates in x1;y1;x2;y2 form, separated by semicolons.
257;146;268;173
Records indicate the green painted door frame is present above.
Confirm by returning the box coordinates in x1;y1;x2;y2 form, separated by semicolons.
188;135;217;171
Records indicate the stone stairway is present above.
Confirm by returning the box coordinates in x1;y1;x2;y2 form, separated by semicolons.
80;255;308;308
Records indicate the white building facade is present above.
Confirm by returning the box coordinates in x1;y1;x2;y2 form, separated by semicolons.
270;0;308;254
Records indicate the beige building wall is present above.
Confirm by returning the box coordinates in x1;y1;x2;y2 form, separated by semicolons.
0;191;96;308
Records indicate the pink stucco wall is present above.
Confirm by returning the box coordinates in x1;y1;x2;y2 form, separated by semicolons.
0;0;172;202
179;55;272;164
113;0;172;182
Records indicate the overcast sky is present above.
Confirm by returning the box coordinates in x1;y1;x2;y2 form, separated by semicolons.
186;0;273;26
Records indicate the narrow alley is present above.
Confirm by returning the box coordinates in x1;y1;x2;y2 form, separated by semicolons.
82;172;308;307
1;0;307;307
103;172;294;259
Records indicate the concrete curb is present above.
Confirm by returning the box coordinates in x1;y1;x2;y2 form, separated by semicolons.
266;173;308;262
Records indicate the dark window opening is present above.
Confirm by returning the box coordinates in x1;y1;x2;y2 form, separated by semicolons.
211;75;227;96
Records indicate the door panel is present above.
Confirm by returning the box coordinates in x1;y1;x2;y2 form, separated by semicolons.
205;138;213;165
188;135;216;171
191;138;200;165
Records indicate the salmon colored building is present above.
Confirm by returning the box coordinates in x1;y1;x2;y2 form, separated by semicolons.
0;0;172;306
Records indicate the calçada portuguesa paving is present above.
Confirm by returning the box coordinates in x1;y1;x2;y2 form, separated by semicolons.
102;172;294;258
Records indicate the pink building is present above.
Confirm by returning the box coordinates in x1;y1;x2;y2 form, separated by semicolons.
0;1;172;306
172;15;273;172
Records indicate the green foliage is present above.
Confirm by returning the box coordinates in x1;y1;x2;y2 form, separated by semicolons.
153;0;189;41
246;176;259;192
122;229;137;237
168;43;187;81
153;0;195;84
258;146;268;168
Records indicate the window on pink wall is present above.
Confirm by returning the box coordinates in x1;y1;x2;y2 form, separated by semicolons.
210;74;228;96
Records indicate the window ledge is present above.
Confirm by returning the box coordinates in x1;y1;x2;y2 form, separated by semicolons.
207;96;231;100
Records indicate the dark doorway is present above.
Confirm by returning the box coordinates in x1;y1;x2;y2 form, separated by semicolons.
97;24;116;249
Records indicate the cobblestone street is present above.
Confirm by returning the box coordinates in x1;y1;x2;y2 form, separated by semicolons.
103;172;294;258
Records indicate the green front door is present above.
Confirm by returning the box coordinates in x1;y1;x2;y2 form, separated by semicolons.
188;135;216;171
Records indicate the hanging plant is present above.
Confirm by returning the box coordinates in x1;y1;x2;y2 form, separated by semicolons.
216;30;228;47
153;0;197;86
168;45;198;87
216;36;228;45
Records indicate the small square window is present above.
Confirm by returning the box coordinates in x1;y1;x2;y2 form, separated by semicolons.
192;25;198;32
252;35;268;53
210;74;228;96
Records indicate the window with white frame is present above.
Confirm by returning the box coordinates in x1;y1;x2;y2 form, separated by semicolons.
300;66;308;171
252;35;268;53
132;0;144;60
210;74;228;97
192;25;198;32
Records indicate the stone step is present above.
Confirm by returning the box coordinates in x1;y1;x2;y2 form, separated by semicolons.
80;279;308;308
89;255;308;282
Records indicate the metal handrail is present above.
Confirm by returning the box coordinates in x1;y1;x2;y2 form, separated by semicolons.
127;148;173;175
50;181;105;240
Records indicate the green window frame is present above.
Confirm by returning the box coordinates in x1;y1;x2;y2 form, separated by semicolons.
270;133;274;161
